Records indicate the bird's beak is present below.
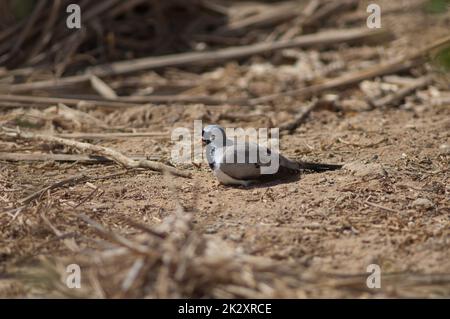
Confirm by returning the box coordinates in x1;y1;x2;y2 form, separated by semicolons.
201;129;206;145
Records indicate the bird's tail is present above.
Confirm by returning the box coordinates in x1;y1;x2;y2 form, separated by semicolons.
297;161;343;172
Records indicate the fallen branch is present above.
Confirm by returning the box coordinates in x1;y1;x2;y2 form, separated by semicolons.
90;75;118;100
371;76;432;108
249;34;450;105
16;170;130;206
5;27;390;93
217;2;301;33
19;174;88;205
55;132;169;140
0;152;160;163
1;127;191;178
0;94;145;108
0;93;229;108
303;0;358;28
89;28;390;77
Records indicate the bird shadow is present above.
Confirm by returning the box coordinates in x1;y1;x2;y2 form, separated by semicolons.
236;174;301;189
220;169;333;189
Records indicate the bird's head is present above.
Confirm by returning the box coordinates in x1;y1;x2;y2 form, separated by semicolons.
202;125;226;146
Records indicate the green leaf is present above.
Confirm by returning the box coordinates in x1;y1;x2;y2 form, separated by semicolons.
433;46;450;72
424;0;449;14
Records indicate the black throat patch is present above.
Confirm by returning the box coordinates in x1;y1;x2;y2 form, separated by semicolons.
206;145;216;170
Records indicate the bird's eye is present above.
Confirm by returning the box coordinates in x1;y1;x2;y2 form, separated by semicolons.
211;134;215;140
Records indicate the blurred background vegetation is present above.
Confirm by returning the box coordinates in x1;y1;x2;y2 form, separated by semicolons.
0;0;449;72
10;0;37;19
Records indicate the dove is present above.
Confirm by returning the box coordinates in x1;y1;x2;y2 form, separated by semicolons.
202;125;342;186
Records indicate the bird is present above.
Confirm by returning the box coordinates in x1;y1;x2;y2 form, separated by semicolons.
202;124;343;186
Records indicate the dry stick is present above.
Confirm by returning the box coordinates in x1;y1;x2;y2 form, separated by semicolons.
89;28;388;76
83;0;124;22
108;0;150;17
382;75;426;86
0;94;146;108
303;0;321;15
0;101;36;109
6;27;389;93
9;0;48;56
280;0;357;41
55;132;169;139
249;34;450;105
53;29;87;77
364;200;398;214
0;22;30;63
217;2;300;33
0;30;392;107
371;76;433;108
114;95;227;105
303;0;358;27
14;170;137;212
72;187;99;209
0;67;36;78
75;213;154;255
0;153;160;163
19;174;89;205
90;75;118;100
118;215;167;239
279;99;319;134
2;129;191;178
11;171;142;219
27;0;62;61
0;20;24;44
4;74;91;93
0;93;228;107
35;94;228;106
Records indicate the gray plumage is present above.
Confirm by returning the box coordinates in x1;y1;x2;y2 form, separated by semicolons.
202;125;342;186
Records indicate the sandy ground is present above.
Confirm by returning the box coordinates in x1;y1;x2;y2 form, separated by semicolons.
1;103;448;297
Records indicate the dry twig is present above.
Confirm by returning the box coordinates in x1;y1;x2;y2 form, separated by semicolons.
371;76;433;108
1;127;191;178
0;152;159;163
5;27;389;93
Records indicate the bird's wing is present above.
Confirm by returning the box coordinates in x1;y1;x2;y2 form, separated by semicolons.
217;142;299;180
217;142;262;180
